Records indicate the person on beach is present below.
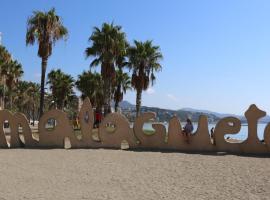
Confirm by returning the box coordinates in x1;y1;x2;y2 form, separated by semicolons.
210;127;215;144
73;114;80;129
95;111;102;128
210;127;214;138
182;118;194;143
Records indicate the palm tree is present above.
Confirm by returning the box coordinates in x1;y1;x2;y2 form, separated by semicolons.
14;81;40;123
127;40;163;117
26;8;68;117
85;22;128;115
47;69;75;110
113;69;131;112
5;60;23;89
13;80;29;112
0;45;11;65
76;70;104;111
5;60;24;110
0;45;12;109
65;94;79;116
25;82;40;123
0;59;23;110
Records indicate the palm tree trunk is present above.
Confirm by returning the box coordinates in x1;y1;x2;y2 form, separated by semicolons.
60;100;64;110
101;63;114;116
103;79;111;116
136;88;142;117
10;96;13;110
114;86;121;112
108;87;112;113
115;101;119;113
39;57;47;118
2;75;6;109
0;96;3;110
32;107;35;126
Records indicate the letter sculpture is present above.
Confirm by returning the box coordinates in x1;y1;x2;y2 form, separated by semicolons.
0;99;269;154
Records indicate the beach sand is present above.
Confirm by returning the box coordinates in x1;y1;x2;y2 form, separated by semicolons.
0;149;269;200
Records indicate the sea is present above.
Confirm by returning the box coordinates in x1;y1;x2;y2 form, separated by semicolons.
141;122;268;141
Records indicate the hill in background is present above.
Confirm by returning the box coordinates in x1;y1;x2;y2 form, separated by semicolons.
117;101;270;123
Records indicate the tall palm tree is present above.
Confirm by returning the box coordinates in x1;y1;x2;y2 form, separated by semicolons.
26;8;68;117
85;22;128;115
128;40;163;117
76;70;104;111
113;69;131;112
47;69;74;110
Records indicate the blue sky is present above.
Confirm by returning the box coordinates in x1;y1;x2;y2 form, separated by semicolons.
1;0;270;114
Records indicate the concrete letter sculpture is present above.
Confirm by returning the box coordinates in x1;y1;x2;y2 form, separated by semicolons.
0;100;269;154
167;115;213;151
263;123;270;150
241;105;268;153
0;110;19;148
99;113;137;149
189;115;214;151
213;117;241;152
38;109;80;148
14;112;38;147
133;112;167;149
77;98;101;148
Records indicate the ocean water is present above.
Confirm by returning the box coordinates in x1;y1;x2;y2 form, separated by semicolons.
141;122;268;140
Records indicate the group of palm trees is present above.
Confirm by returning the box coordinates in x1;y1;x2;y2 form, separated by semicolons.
0;8;163;121
0;46;23;109
0;45;42;122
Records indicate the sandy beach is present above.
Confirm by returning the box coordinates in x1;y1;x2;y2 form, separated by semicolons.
0;149;268;200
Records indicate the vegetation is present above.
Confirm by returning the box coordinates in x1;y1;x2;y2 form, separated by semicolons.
0;45;12;108
0;9;164;123
26;8;68;118
127;40;163;117
47;69;75;110
3;60;24;110
0;45;24;110
85;23;128;115
113;69;131;112
76;71;104;111
14;81;40;123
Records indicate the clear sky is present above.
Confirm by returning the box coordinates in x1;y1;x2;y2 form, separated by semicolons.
1;0;270;115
